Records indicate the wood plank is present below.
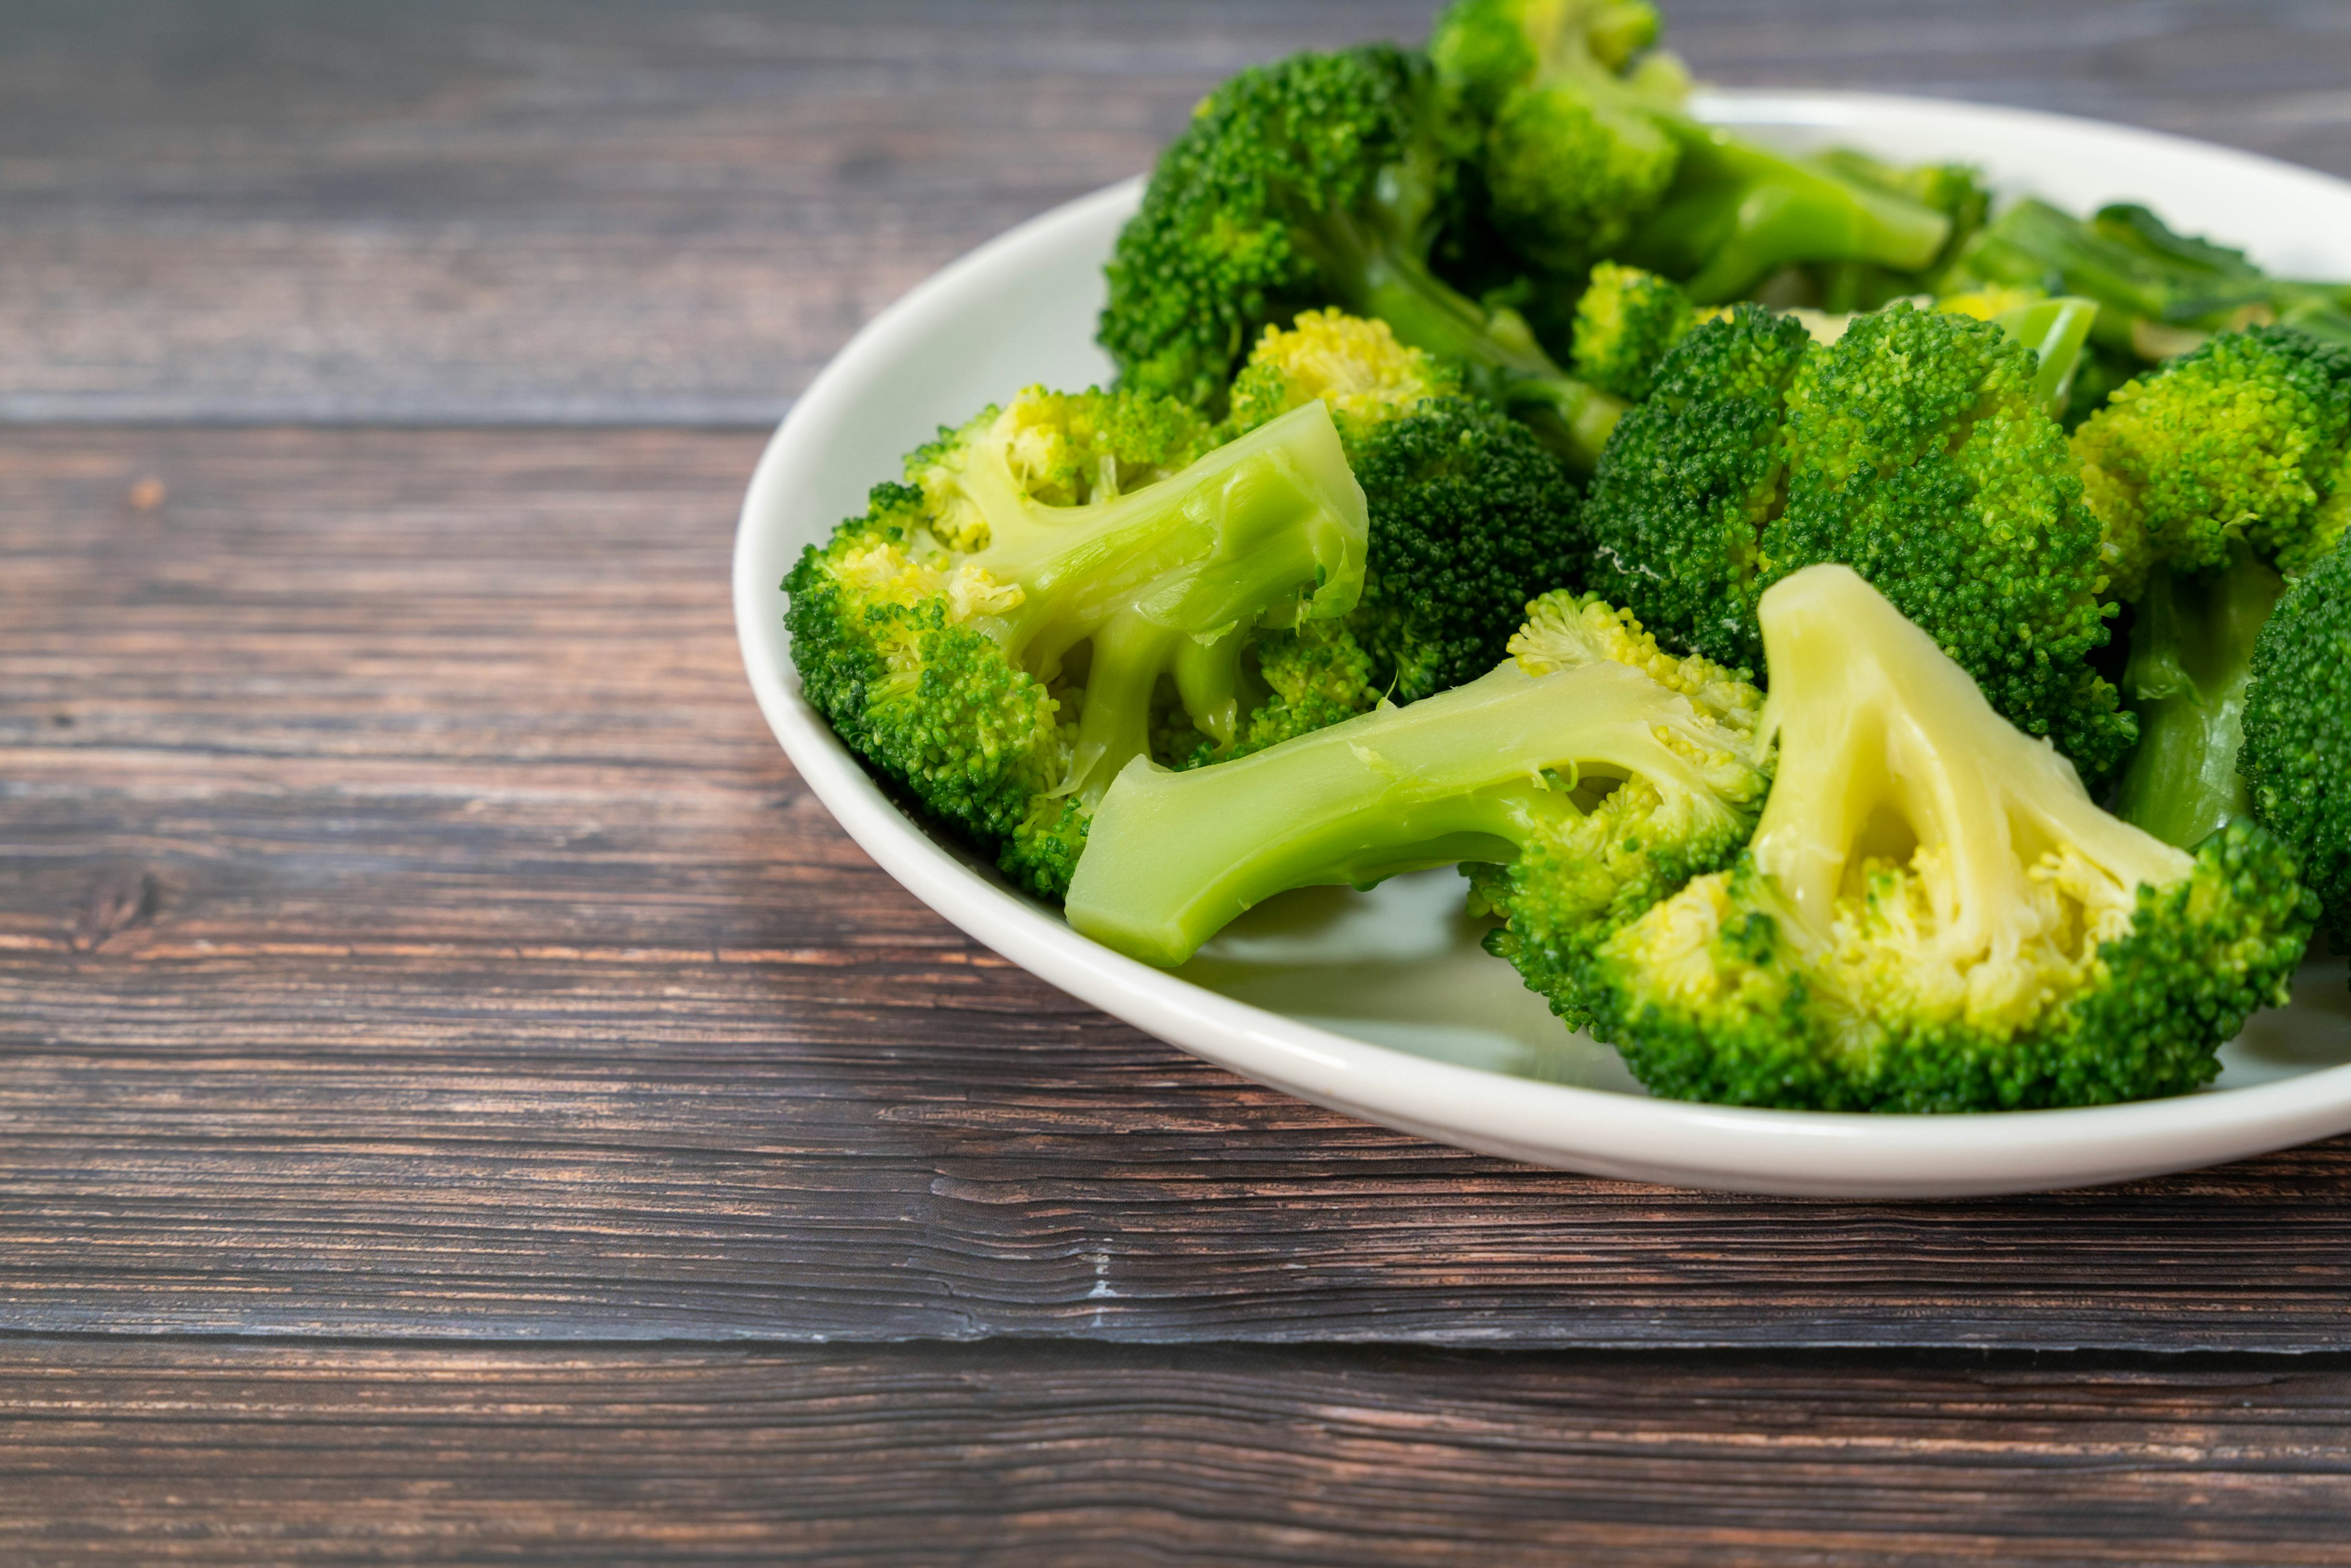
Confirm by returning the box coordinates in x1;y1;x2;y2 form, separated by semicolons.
11;425;2351;1352
5;0;2350;424
6;1339;2351;1566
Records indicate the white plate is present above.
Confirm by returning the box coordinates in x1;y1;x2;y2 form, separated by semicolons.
735;91;2351;1197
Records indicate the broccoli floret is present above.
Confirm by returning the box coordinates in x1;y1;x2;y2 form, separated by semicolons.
1580;302;1811;673
784;391;1367;897
1064;590;1770;969
1224;311;1586;711
1583;302;2132;783
2074;327;2351;844
2079;327;2351;598
1098;44;1626;468
1582;566;2315;1111
1570;261;1701;399
2239;535;2351;955
1431;0;1951;302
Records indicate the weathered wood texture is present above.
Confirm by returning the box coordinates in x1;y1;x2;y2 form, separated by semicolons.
6;0;2351;422
13;426;2351;1351
13;6;2351;1556
7;1339;2351;1566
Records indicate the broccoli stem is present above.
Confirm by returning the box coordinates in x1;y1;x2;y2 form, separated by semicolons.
2112;546;2288;849
1064;657;1736;966
1625;126;1952;304
1310;214;1626;469
1995;296;2101;416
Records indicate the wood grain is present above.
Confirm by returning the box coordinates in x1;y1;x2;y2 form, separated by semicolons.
5;0;2351;424
14;7;2351;1553
12;425;2351;1352
7;1339;2351;1566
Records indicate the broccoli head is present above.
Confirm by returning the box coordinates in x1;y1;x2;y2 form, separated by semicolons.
1223;310;1586;712
1570;261;1702;399
1583;302;2134;784
2239;535;2351;956
1064;589;1770;969
2077;326;2351;599
1098;44;1625;468
784;390;1367;896
1430;0;1689;274
1431;0;1951;301
1583;566;2315;1112
2074;327;2351;846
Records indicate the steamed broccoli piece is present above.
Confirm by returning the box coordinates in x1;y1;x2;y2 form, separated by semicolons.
1949;199;2351;367
1431;0;1951;302
1582;302;2132;783
1224;311;1586;711
1098;44;1625;469
1583;566;2315;1112
1570;261;1700;399
784;391;1367;897
2073;326;2351;844
2240;535;2351;956
1065;591;1770;969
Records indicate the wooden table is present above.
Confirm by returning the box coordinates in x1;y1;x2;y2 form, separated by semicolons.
9;2;2351;1561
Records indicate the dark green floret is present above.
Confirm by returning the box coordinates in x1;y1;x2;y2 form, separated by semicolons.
1579;301;1809;673
1065;590;1770;970
1430;0;1952;301
784;389;1367;897
1582;302;2132;784
1098;43;1625;468
2075;326;2351;845
1581;566;2314;1112
2239;534;2351;957
1223;312;1585;713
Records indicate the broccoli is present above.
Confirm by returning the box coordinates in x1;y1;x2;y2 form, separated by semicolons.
1431;0;1952;302
2239;535;2351;958
1803;149;1990;313
1947;198;2351;370
1583;566;2315;1112
1098;44;1626;469
1570;261;1702;399
1581;301;2133;784
2073;326;2351;845
1064;590;1771;969
784;389;1367;898
1220;311;1586;714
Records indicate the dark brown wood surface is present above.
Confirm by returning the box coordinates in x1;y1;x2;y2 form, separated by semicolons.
10;2;2351;1561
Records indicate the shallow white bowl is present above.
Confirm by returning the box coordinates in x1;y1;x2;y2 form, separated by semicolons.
736;91;2351;1197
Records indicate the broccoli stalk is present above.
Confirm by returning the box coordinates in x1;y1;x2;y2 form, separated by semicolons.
786;397;1367;896
1626;126;1954;302
1099;45;1627;469
1065;591;1769;970
1949;199;2351;365
1586;566;2315;1111
1430;0;1952;302
2109;548;2285;850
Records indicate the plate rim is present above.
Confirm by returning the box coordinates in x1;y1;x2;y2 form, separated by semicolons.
732;89;2351;1197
